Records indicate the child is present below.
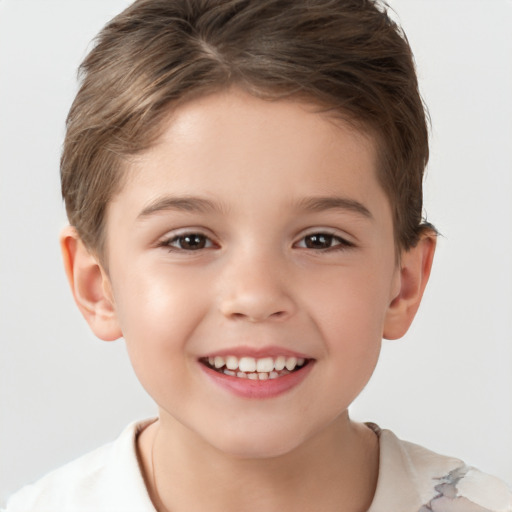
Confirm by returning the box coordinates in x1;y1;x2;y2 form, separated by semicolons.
4;0;511;511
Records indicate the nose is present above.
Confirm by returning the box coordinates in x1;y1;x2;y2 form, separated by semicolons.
218;252;297;323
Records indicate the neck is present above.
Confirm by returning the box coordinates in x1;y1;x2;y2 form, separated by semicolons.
138;412;379;512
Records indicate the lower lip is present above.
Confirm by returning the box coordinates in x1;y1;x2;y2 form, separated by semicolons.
199;362;314;399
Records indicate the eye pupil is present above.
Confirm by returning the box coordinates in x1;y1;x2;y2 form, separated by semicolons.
180;234;206;250
305;234;333;249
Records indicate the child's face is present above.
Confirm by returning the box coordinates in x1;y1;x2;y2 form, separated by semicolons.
103;88;401;457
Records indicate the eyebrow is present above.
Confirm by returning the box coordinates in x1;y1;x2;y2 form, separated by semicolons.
295;196;373;219
137;195;372;220
137;196;221;219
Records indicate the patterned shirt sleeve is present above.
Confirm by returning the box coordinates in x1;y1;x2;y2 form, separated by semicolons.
418;464;512;512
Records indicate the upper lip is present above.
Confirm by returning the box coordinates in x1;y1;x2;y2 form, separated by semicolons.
200;345;312;360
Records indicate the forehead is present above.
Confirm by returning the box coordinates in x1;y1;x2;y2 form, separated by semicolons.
128;90;378;188
108;88;391;229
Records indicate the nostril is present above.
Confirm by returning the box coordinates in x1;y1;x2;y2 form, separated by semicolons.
228;310;287;322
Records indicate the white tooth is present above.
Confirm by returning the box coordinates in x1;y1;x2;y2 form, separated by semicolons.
297;358;305;366
256;357;274;373
274;356;286;371
223;369;236;377
214;356;225;369
237;372;247;378
258;372;269;380
269;371;279;379
248;373;258;380
285;357;297;371
226;356;239;371
239;357;256;373
208;357;215;366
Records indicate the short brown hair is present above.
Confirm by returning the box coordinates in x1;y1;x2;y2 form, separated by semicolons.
61;0;431;255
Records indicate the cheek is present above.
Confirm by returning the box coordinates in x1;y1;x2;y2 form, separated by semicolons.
302;264;393;335
109;264;212;408
299;261;394;385
110;260;210;359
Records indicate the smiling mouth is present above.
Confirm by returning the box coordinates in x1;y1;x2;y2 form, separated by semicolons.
200;355;311;380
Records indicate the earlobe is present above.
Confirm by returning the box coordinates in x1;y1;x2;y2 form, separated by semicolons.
383;231;436;340
60;226;122;341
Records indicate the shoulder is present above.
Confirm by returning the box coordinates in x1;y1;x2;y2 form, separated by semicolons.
369;426;512;512
3;419;157;512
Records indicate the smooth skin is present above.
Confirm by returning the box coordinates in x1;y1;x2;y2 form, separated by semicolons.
61;88;435;512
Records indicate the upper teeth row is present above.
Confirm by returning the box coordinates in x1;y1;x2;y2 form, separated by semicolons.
207;355;305;373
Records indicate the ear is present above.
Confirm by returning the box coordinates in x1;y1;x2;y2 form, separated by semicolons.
60;225;122;341
383;231;436;340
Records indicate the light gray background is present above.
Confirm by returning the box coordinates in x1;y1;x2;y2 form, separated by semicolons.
1;0;511;504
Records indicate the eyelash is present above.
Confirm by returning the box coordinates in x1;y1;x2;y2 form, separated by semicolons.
294;232;355;251
160;233;215;252
159;231;354;253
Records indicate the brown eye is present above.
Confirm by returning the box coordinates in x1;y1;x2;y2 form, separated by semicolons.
296;232;354;251
169;233;211;250
304;234;335;249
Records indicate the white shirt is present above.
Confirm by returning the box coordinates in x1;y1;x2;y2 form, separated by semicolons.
4;420;512;512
